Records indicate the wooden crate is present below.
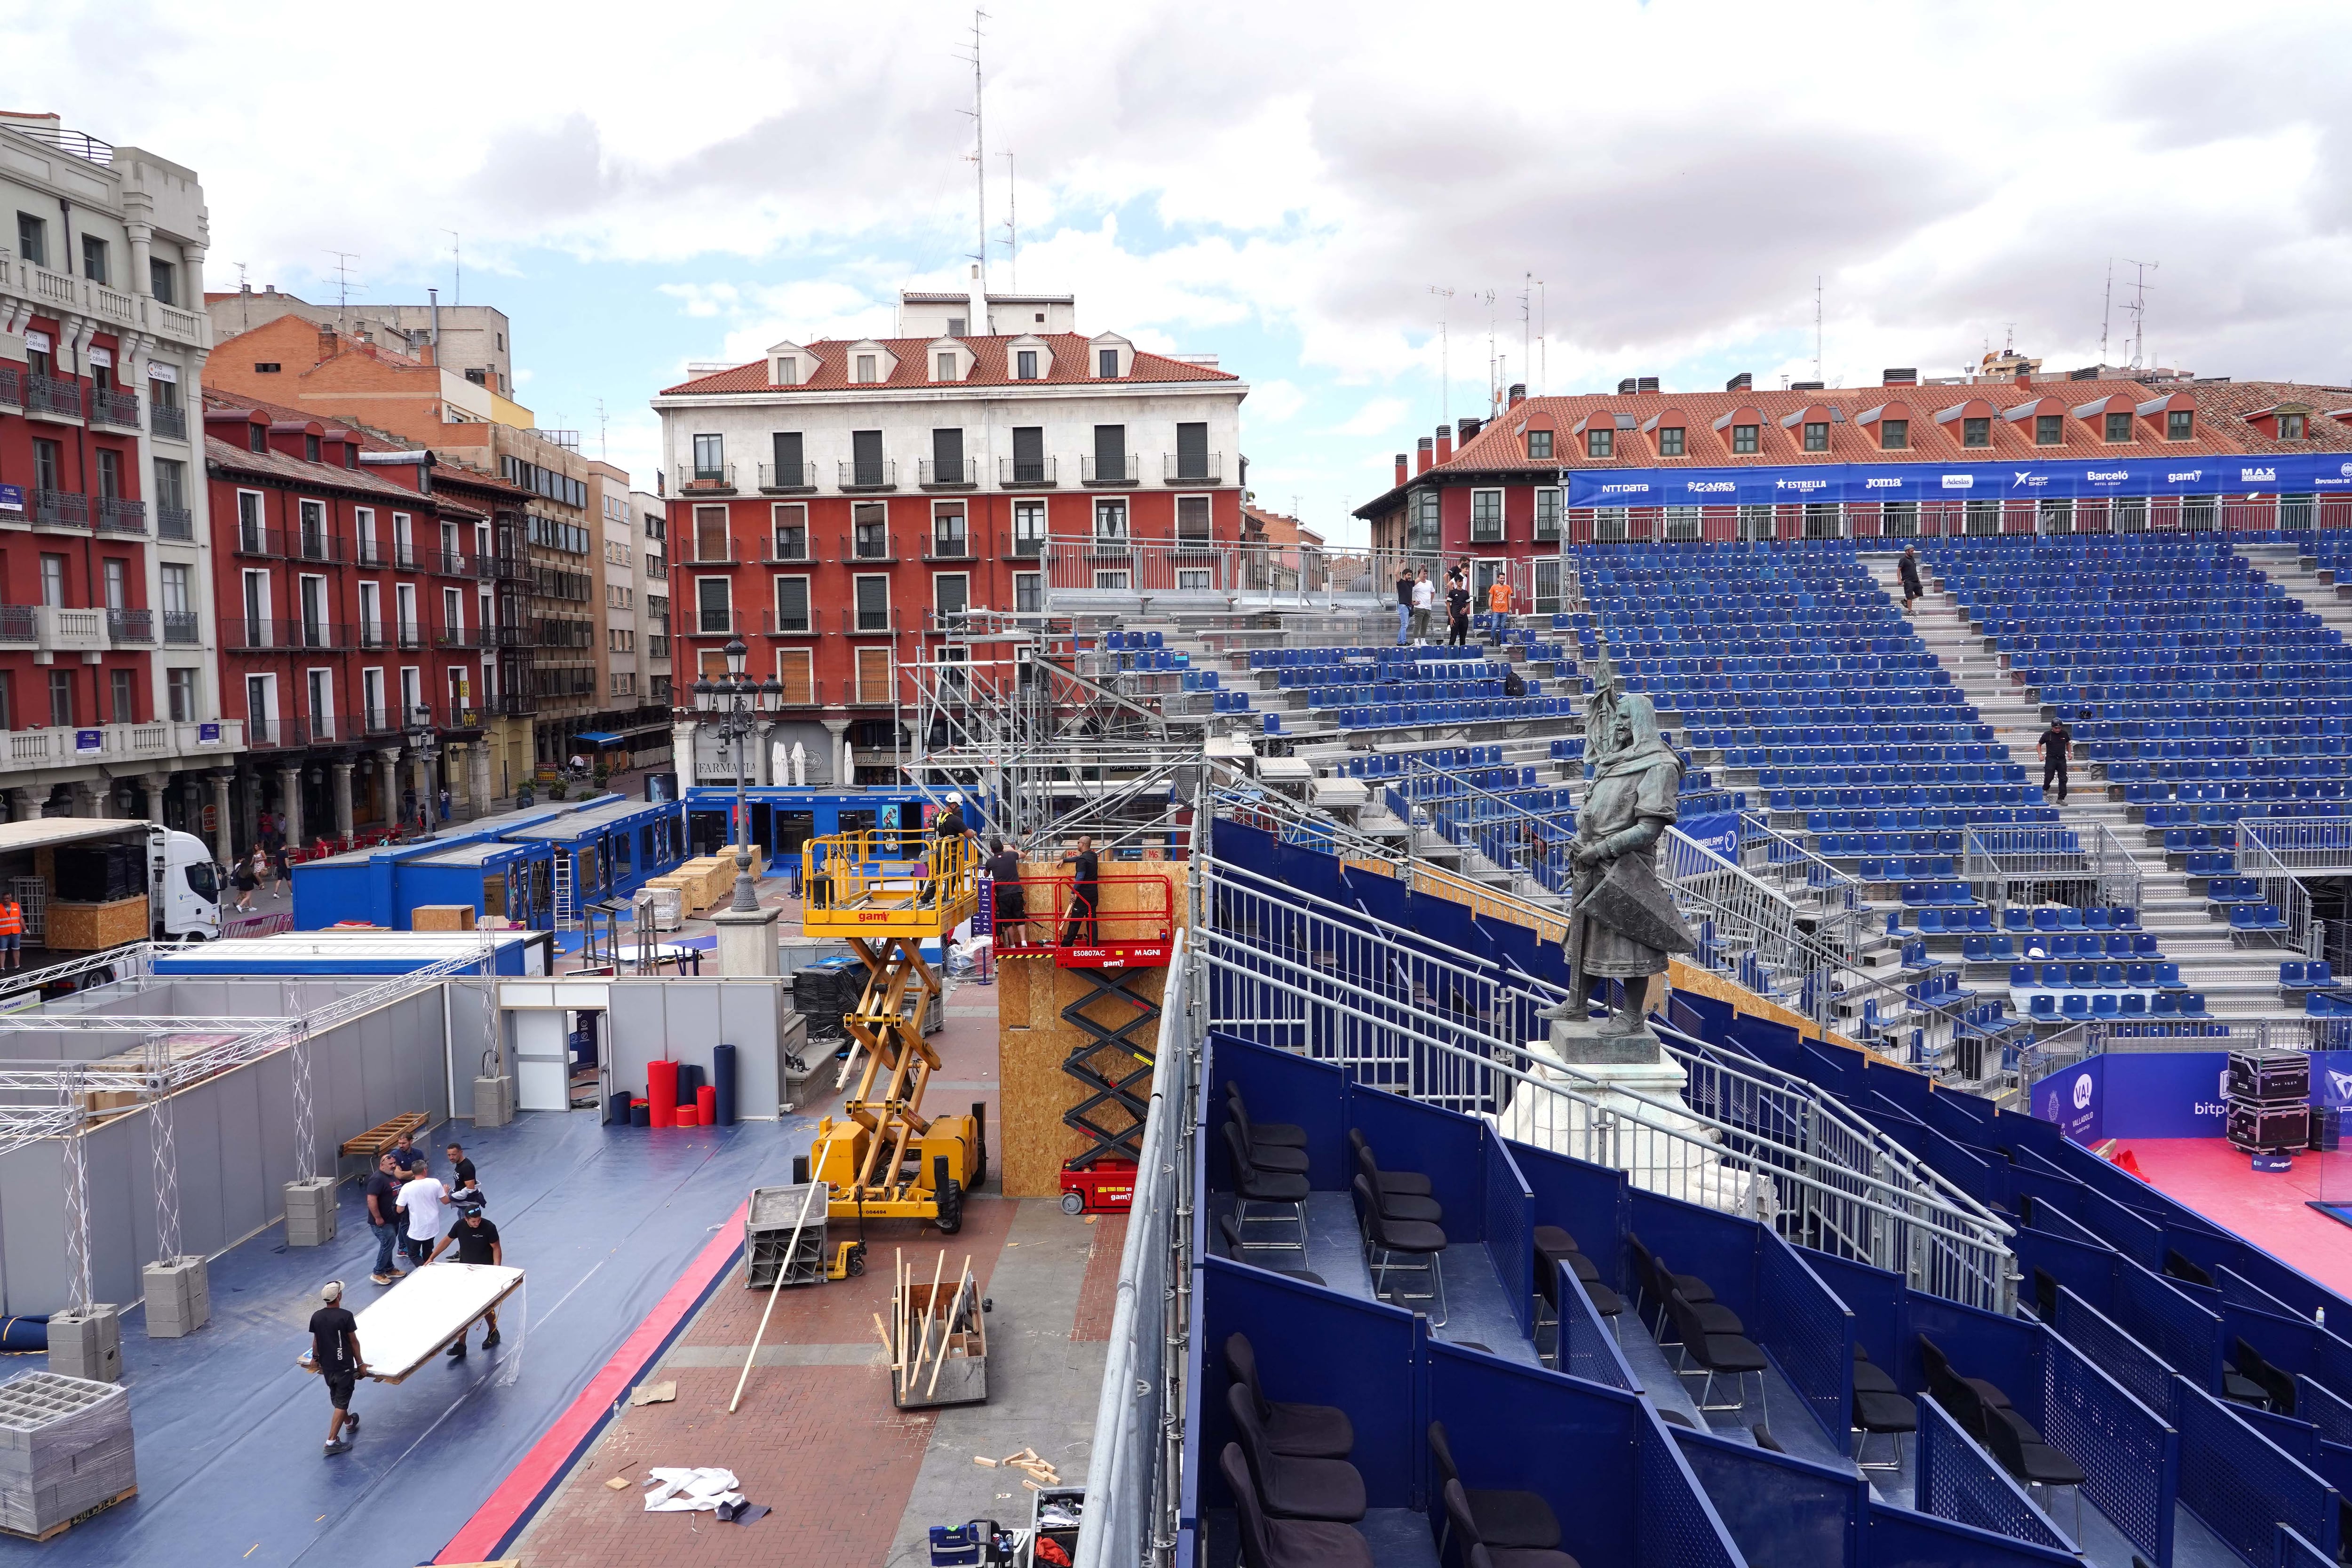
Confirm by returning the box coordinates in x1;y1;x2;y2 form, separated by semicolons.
411;904;477;931
46;896;148;952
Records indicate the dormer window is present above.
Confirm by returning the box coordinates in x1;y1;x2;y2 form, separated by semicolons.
1881;420;1908;451
2106;412;2131;441
2167;410;2193;440
1659;427;1685;456
248;422;268;454
1587;429;1613;458
2281;413;2307;440
1098;349;1119;378
1731;424;1758;454
1526;429;1553;459
1802;421;1828;452
777;356;796;381
936;352;957;380
854;354;879;383
1017;350;1039;380
305;433;321;462
2036;414;2062;445
1962;417;1990;448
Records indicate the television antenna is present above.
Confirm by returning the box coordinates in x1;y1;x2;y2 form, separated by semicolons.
444;230;461;307
2100;258;2113;365
1001;151;1017;291
1429;286;1454;431
324;251;362;327
955;9;992;327
2121;260;2157;370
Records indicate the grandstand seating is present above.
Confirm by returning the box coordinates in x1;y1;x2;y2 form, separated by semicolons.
1247;644;1572;730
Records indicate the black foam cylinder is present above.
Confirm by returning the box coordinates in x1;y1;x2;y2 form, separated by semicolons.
606;1090;632;1126
629;1098;651;1128
712;1043;739;1126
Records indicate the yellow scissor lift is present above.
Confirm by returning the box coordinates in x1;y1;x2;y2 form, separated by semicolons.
802;828;985;1235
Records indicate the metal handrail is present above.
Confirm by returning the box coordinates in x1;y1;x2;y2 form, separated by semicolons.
2237;830;2320;959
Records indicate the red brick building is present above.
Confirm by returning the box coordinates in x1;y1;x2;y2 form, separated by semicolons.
651;290;1248;785
202;392;496;848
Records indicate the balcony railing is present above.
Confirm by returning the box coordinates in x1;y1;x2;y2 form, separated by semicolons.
32;490;88;528
359;706;401;736
681;537;739;565
676;464;737;495
840;529;898;563
88;388;138;430
394;620;424;650
150;404;187;442
925;531;972;561
0;366;20;408
301;531;350;563
431;549;487;578
690;610;739;636
1005;533;1046;559
240;526;348;561
33;606;104;654
838;460;897;492
1164;452;1224;485
493;555;532;581
105;608;153;644
1081;454;1139;486
357;622;389;651
25;373;81;419
919;458;977;489
760;533;812;564
493;692;539;717
228;618;356;652
762;607;816;635
157;505;194;541
999;456;1057;488
96;497;146;535
758;462;815;493
0;606;33;643
842;606;899;636
162;610;200;645
433;622;488;648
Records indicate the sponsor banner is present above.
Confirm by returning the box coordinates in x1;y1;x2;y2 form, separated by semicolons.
73;729;102;756
2092;1051;2233;1139
0;484;20;514
1679;809;1741;866
1565;454;2352;508
2032;1056;2106;1144
147;361;178;384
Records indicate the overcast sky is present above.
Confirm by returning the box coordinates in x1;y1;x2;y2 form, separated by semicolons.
15;0;2352;542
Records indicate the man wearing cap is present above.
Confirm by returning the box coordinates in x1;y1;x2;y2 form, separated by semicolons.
308;1281;366;1456
428;1203;504;1357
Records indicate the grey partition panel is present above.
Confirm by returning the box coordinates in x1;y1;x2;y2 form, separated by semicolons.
604;979;790;1121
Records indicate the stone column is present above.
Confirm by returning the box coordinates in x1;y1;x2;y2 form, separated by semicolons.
69;782;100;819
467;741;492;816
209;773;233;865
822;714;851;788
275;765;303;847
413;750;435;831
671;719;698;788
4;787;37;823
376;748;403;825
331;762;355;841
142;772;168;827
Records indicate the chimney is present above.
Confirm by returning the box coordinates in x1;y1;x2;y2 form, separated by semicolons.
1725;372;1752;392
1636;377;1659;395
1435;424;1453;464
1416;437;1434;475
1883;367;1918;386
1458;417;1483;443
1395;453;1408;487
1617;377;1637;396
1508;382;1526;408
968;262;989;340
427;286;441;367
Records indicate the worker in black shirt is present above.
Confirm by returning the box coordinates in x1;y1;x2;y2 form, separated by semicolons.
308;1280;366;1457
1444;571;1472;647
1898;546;1926;613
429;1204;504;1359
984;837;1027;947
1396;566;1416;645
1062;835;1100;946
444;1141;477;1193
2038;718;2073;804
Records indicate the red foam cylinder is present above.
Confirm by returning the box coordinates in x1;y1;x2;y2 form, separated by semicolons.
697;1085;718;1126
675;1102;700;1129
647;1059;679;1129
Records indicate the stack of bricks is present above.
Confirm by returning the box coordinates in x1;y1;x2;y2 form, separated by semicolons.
283;1178;337;1247
140;1257;209;1339
0;1372;135;1537
41;1312;118;1385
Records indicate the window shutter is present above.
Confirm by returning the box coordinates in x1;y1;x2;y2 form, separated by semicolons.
1176;422;1208;477
772;432;802;480
933;428;964;471
1012;426;1043;465
779;649;813;705
1094;425;1126;479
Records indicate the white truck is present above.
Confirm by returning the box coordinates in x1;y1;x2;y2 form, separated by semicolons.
0;818;221;950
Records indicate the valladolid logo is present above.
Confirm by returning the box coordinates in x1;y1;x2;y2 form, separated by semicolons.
2072;1073;2094;1111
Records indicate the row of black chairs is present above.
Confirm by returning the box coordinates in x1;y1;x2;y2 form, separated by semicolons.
1225;1084;1311;1253
2038;1258;2300;1416
1918;1334;2085;1529
1348;1130;1449;1326
1625;1234;1768;1418
1530;1225;1621;1372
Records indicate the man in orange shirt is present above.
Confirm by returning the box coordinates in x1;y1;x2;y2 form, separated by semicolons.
0;896;23;970
1487;576;1515;618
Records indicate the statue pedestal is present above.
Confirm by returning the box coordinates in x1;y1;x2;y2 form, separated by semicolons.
1497;1021;1773;1218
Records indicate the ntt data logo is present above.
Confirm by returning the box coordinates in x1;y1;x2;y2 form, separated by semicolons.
1597;482;1653;496
1941;474;1973;489
2241;467;2277;483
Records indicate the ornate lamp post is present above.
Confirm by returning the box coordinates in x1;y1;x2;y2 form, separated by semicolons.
691;637;782;914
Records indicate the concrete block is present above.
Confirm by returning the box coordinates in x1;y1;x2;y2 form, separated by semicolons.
43;1310;120;1384
0;1371;134;1535
142;1257;209;1338
283;1178;337;1247
473;1075;514;1128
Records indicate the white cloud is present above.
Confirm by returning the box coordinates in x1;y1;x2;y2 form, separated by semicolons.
1322;397;1410;438
1247;379;1306;422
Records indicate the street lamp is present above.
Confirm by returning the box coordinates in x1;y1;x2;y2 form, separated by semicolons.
407;704;441;836
689;638;782;913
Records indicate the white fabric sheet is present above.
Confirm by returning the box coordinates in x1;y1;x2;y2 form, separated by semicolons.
348;1263;523;1381
643;1467;742;1512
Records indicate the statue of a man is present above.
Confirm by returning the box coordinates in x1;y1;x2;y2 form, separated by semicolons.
1551;685;1696;1038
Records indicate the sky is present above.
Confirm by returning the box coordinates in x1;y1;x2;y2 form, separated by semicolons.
13;0;2352;545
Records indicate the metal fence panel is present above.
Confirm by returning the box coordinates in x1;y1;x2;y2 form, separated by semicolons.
1914;1395;2075;1552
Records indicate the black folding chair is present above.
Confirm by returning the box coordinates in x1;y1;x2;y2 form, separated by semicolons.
1351;1174;1447;1326
1666;1289;1767;1416
1347;1128;1432;1195
1353;1142;1443;1224
1428;1420;1560;1552
1229;1083;1309;1148
1225;1120;1311;1254
1219;1213;1326;1287
1442;1480;1581;1568
1220;1442;1372;1568
1227;1333;1353;1459
1225;1383;1367;1522
1981;1405;2086;1536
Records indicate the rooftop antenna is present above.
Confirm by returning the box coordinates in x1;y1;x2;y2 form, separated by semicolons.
1001;150;1017;291
324;250;361;328
234;261;248;291
443;230;461;307
2100;258;2113;365
1519;274;1533;403
1478;288;1498;412
955;9;991;326
1814;276;1824;383
1429;286;1454;432
1536;279;1546;396
2121;259;2157;370
596;397;608;460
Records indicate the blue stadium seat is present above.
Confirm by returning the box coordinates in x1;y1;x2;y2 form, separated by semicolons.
2030;995;2058;1019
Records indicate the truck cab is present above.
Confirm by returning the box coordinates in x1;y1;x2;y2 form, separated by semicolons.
156;829;220;940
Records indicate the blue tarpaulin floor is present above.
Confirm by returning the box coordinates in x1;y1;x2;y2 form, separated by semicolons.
35;1107;807;1568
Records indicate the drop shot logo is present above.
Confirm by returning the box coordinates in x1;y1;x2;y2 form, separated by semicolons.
2072;1073;2094;1111
2331;1069;2352;1103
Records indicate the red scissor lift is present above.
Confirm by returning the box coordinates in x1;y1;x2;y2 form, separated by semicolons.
991;872;1176;1213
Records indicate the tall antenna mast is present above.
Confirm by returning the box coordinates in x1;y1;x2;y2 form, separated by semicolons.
1480;288;1497;413
1428;286;1454;432
443;230;461;307
2121;259;2157;370
1536;279;1546;396
957;10;991;324
1001;150;1017;291
324;251;361;327
1520;273;1532;400
1814;276;1823;383
2100;258;2113;366
596;397;609;459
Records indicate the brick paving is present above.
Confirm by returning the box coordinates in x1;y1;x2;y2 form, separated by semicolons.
1069;1216;1129;1341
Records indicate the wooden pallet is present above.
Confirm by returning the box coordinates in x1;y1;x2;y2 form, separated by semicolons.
339;1111;431;1161
0;1485;137;1543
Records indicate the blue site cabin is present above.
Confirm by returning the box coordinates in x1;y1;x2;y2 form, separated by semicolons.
680;786;934;866
399;839;554;929
289;795;627;930
496;797;688;907
151;928;549;976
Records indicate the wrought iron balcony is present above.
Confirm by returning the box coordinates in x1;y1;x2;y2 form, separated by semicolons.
999;456;1057;488
88;388;138;430
96;497;146;535
1163;451;1224;485
162;610;200;645
24;373;81;419
32;489;89;528
157;505;194;541
838;459;897;492
105;608;153;644
919;459;977;490
676;463;737;496
150;404;188;442
758;462;815;493
1081;454;1138;486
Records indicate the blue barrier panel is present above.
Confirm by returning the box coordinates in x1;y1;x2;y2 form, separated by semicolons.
2008;1167;2098;1236
2018;1190;2107;1250
2220;1263;2306;1321
2068;1180;2169;1270
1426;1341;1653;1567
1757;1233;1856;1456
1507;1136;1629;1293
1629;1187;1761;1327
2318;1441;2352;1527
2114;1258;2226;1393
1636;1410;1744;1568
1670;1424;1861;1568
1198;1256;1421;1509
1802;1043;1863;1102
1923;1085;1996;1144
1557;1260;1640;1392
1863;1056;1932;1118
2278;1523;2335;1568
2319;1331;2352;1410
1990;1102;2068;1164
2234;1400;2321;1461
1865;1091;1931;1159
1209;1031;1353;1190
2054;1285;2177;1421
2012;1226;2118;1317
2299;1375;2352;1448
2038;1311;2178;1566
1483;1130;1534;1338
1347;1081;1485;1244
2230;1303;2329;1390
1799;1249;1908;1386
2174;1376;2343;1565
1909;1291;2044;1425
1862;1502;2080;1568
1727;1013;1806;1076
1192;1035;1216;1270
1182;1264;1206;1528
1914;1394;2076;1552
1669;987;1739;1048
1921;1127;2002;1208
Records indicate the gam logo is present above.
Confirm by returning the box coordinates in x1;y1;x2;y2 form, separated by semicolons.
2071;1073;2094;1111
2168;470;2203;483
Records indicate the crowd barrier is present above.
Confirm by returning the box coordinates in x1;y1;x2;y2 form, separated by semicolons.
1670;1423;1861;1568
2038;1314;2178;1565
1914;1395;2075;1553
2173;1377;2343;1563
2053;1285;2177;1419
1483;1116;1535;1338
2113;1260;2226;1394
2279;1524;2336;1568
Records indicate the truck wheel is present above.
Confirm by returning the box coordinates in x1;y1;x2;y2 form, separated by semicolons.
935;1176;964;1235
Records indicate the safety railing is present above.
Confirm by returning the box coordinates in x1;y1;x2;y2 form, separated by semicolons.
1202;855;2015;1310
1961;821;2142;914
2246;818;2352;876
2238;830;2320;959
1073;928;1193;1568
800;828;978;936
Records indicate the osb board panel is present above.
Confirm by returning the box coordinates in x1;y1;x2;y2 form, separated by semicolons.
1000;959;1169;1197
412;905;476;931
48;896;148;951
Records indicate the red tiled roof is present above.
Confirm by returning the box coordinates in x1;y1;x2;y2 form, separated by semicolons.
1355;376;2352;515
202;434;436;501
657;333;1239;396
